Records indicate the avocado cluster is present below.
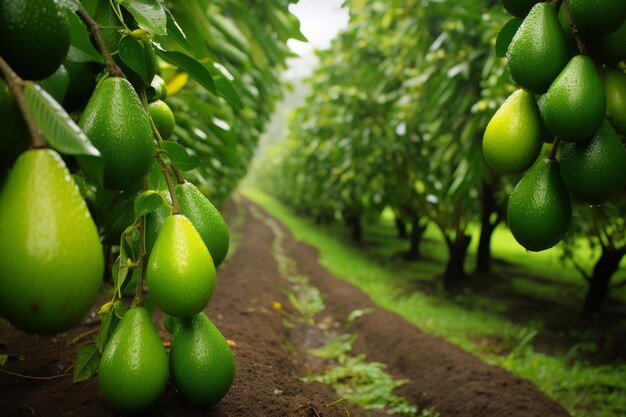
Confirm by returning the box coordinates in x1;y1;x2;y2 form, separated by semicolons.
483;0;626;251
0;0;234;412
99;179;234;413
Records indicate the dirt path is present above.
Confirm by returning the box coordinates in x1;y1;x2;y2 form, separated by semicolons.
0;196;569;416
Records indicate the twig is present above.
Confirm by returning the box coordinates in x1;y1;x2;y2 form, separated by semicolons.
171;165;186;184
0;365;73;380
133;213;146;305
155;152;180;215
76;4;124;77
562;0;587;55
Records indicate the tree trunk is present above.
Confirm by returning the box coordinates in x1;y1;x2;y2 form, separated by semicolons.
476;181;499;274
583;247;624;315
404;217;426;260
395;216;407;239
443;234;472;290
349;214;362;242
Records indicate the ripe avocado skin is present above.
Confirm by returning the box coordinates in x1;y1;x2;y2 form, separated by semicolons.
0;0;70;80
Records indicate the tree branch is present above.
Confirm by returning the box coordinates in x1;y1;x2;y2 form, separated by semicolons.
76;4;124;78
562;0;587;55
0;57;46;149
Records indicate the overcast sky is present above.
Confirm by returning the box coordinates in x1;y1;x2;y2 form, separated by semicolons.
284;0;350;79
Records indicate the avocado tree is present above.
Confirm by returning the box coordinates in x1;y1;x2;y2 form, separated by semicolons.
561;195;626;315
0;0;302;410
259;0;512;284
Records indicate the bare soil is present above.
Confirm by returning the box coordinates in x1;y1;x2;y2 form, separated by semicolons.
0;196;570;417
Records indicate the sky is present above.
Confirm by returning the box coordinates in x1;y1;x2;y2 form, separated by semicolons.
250;0;350;156
284;0;350;79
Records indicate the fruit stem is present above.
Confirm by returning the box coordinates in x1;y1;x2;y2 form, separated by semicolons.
172;165;186;184
77;4;124;78
562;0;588;55
109;0;131;32
156;152;181;215
0;56;46;149
134;213;147;305
548;137;560;160
139;91;164;145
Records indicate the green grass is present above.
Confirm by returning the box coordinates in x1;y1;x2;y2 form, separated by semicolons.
241;187;626;417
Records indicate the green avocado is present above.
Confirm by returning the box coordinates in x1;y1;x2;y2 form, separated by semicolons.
147;214;216;318
603;66;626;136
587;20;626;65
501;0;539;18
145;183;230;267
0;149;103;334
0;0;70;80
507;158;571;251
568;0;626;36
78;77;155;191
169;313;235;407
539;55;606;142
560;120;626;205
483;89;543;176
507;2;569;94
98;307;168;413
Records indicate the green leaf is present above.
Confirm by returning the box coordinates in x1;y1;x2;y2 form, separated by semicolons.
214;75;243;109
0;353;24;368
23;82;100;157
163;9;194;54
134;190;168;218
65;9;104;64
154;46;216;93
148;160;169;192
58;0;80;10
95;301;125;353
160;141;201;171
119;36;152;86
118;0;167;35
113;254;129;298
73;343;100;382
24;82;105;184
496;18;522;58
